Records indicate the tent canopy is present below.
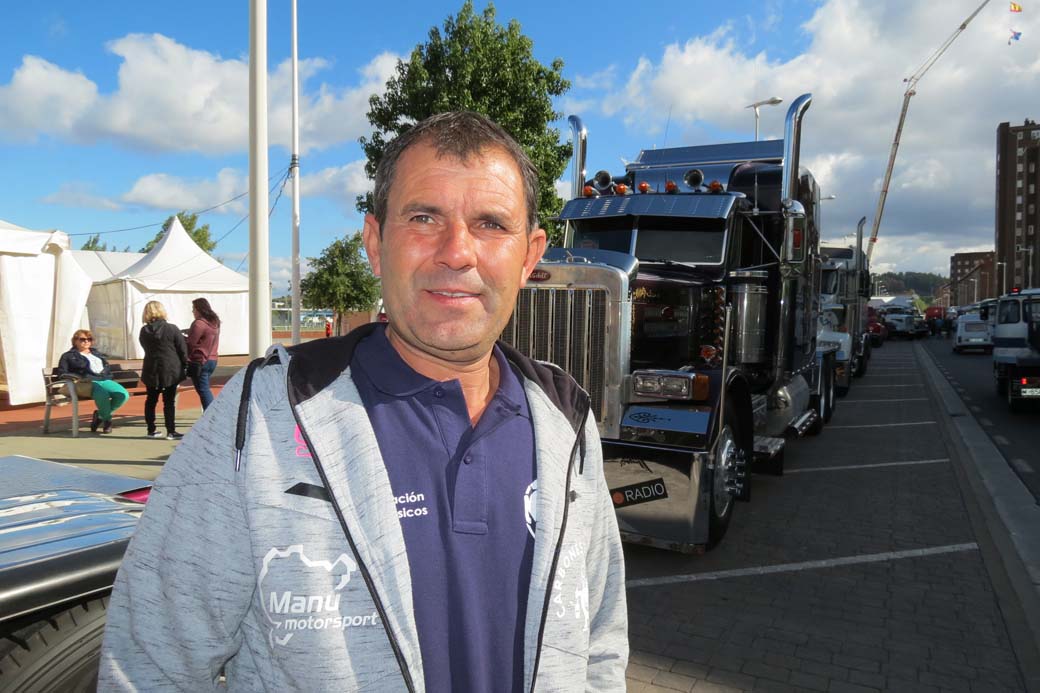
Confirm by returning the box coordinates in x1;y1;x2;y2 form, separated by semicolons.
86;217;249;359
71;250;146;283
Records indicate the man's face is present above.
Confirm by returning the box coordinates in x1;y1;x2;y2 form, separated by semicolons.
363;141;547;365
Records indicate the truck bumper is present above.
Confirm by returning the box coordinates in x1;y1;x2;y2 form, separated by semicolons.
602;440;712;553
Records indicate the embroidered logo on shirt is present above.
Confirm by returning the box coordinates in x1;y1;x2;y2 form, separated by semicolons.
257;545;377;646
524;480;538;538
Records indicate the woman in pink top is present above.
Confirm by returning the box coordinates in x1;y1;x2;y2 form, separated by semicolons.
185;297;221;410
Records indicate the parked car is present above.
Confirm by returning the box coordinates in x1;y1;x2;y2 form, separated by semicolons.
953;315;993;354
867;306;888;347
0;456;150;693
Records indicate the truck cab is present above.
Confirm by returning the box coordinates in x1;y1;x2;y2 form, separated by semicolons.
993;288;1040;411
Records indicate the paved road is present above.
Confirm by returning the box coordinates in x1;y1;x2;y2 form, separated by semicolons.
919;335;1040;501
624;340;1033;692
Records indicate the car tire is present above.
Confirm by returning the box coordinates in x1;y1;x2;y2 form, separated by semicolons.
996;376;1008;397
854;347;869;377
1008;385;1023;413
0;598;108;693
953;346;960;354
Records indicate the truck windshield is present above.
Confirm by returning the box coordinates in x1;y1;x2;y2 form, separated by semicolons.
572;215;725;264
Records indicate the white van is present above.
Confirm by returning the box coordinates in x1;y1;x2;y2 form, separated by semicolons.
992;288;1040;411
953;315;992;354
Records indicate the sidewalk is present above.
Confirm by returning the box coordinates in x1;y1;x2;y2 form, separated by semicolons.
0;356;252;480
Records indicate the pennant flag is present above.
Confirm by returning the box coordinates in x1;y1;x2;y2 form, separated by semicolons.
1010;2;1022;11
1009;29;1023;44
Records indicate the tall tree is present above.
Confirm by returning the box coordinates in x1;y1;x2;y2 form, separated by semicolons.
80;233;110;251
139;211;216;253
300;232;382;333
358;0;571;243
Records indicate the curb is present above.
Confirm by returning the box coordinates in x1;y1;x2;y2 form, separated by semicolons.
916;341;1040;687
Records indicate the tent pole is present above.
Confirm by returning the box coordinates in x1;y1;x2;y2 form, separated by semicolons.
290;0;302;345
249;0;272;358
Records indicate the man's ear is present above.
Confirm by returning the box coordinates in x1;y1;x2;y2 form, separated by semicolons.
520;228;548;284
362;214;382;277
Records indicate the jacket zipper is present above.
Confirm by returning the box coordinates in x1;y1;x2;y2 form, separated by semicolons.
289;404;417;693
528;404;589;693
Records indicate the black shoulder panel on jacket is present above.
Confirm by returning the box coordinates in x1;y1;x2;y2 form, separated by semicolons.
285;322;379;406
496;340;590;434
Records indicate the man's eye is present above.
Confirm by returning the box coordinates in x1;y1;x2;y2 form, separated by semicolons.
410;214;434;224
480;220;506;231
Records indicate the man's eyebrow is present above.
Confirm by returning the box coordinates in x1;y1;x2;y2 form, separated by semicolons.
400;202;444;217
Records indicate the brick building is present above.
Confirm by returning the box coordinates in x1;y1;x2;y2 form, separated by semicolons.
949;251;994;305
995;119;1040;292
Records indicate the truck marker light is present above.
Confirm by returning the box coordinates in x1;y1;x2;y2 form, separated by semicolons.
615;183;629;194
1023;378;1029;385
708;180;723;193
583;185;596;197
638;181;650;194
793;228;803;250
665;180;678;194
700;345;718;360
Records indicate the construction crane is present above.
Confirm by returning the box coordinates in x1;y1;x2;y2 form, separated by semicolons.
866;0;993;261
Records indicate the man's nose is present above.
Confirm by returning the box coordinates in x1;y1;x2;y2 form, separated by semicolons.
434;217;477;271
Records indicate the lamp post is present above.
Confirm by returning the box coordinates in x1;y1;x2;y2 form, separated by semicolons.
746;97;782;216
996;261;1006;296
1016;245;1034;289
746;96;783;142
970;277;978;304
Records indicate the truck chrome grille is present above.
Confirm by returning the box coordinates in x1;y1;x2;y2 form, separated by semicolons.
502;287;608;422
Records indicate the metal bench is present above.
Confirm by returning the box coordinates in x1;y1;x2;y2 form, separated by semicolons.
42;366;141;437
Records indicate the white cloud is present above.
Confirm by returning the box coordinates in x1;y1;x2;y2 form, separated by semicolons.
587;0;1039;268
298;159;371;210
0;34;400;154
121;167;248;213
270;255;314;293
40;182;122;211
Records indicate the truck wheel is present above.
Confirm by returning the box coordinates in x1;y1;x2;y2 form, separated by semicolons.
996;376;1008;396
0;597;107;693
708;405;741;548
854;349;869;377
807;361;832;436
823;359;836;423
1007;383;1023;413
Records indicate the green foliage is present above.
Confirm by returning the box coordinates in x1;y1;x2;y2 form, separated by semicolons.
358;0;571;244
79;234;131;252
300;233;381;318
874;271;947;301
139;211;216;253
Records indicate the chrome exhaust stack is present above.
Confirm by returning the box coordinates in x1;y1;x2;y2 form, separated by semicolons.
565;115;588;247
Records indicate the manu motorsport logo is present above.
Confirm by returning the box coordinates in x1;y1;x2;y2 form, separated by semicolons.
258;545;379;646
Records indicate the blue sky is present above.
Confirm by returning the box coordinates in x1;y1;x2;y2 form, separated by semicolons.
1;1;1036;289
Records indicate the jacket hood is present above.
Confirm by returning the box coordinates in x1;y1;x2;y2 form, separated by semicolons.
142;319;167;335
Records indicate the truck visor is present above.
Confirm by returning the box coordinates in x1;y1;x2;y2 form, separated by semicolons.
559;193;738;221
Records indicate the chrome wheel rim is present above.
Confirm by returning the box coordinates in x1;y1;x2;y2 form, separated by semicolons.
713;425;738;513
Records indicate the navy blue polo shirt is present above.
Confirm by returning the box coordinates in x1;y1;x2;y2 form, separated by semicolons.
350;326;537;693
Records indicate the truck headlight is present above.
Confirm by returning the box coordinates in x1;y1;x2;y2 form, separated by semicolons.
632;370;710;400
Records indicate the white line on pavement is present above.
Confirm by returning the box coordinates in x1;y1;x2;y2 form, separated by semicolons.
840;398;929;404
979;418;993;427
970;405;982;412
827;421;937;429
994;434;1010;446
787;459;948;473
626;543;980;588
1011;459;1034;475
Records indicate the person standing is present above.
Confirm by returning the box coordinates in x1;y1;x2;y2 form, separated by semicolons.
100;111;628;691
139;300;188;440
185;297;221;410
57;329;130;434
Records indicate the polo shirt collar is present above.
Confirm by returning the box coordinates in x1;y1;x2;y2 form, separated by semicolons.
355;324;529;416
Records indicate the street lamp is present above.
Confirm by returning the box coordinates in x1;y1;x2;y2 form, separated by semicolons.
1016;245;1034;289
745;97;783;142
969;277;978;304
997;260;1006;296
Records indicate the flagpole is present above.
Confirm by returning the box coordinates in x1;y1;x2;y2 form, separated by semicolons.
249;0;272;359
290;0;302;345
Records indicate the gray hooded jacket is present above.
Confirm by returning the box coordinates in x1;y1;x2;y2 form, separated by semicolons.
99;324;628;691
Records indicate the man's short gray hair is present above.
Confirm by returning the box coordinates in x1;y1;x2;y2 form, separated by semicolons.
372;111;540;232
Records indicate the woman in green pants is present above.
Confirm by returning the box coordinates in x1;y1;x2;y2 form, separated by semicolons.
57;329;131;433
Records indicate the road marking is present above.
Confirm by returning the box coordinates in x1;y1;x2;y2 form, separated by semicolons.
840;398;929;404
626;543;979;588
963;395;973;402
827;421;937;429
787;459;948;473
970;405;982;412
1011;458;1034;475
979;418;993;427
994;434;1010;446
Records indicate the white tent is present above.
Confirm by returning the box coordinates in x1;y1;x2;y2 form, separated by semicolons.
0;219;93;404
87;217;249;359
71;249;146;282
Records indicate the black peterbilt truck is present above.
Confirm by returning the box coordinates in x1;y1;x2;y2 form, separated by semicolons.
500;93;838;552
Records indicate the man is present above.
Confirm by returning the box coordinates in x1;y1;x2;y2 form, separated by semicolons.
99;111;628;692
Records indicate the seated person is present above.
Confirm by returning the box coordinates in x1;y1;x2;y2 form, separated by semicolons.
57;330;131;434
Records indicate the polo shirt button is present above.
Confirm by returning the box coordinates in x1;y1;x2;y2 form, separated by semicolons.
463;455;473;465
433;387;445;398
